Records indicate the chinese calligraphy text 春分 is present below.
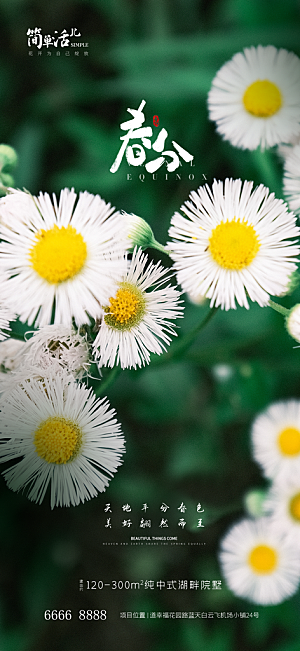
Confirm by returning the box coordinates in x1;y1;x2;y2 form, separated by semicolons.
110;100;194;175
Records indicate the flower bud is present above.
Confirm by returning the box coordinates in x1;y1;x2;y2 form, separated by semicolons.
244;489;267;518
286;303;300;343
0;145;18;172
122;212;157;250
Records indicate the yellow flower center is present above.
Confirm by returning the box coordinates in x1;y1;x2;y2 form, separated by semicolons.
243;80;282;118
289;492;300;522
248;544;278;574
209;218;260;270
277;427;300;456
33;416;82;464
104;282;146;331
29;224;87;284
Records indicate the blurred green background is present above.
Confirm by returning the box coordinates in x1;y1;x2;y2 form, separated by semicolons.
1;0;300;649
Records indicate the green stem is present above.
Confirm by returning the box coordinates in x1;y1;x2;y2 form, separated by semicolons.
95;366;122;397
152;306;219;365
268;299;290;317
152;239;170;255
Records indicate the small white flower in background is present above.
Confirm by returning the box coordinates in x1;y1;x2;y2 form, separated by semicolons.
219;517;300;605
0;188;126;327
185;287;207;306
168;178;300;310
212;364;233;382
93;247;183;370
286;303;300;343
283;144;300;215
264;478;300;543
251;400;300;483
0;374;125;508
24;324;91;379
0;337;26;372
208;45;300;150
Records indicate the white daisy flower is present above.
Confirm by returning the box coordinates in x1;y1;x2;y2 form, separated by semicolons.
0;188;126;327
93;247;183;369
208;45;300;150
0;374;125;508
219;517;300;605
252;400;300;483
24;324;91;379
168;178;300;310
264;478;300;543
283;144;300;215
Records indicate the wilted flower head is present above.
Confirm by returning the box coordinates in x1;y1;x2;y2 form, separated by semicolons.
24;324;91;379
